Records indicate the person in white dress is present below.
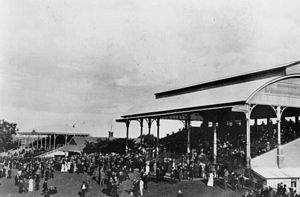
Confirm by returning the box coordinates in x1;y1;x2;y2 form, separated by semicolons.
145;162;150;175
28;177;34;192
139;179;144;196
74;162;78;173
207;172;214;187
67;161;71;172
61;163;65;172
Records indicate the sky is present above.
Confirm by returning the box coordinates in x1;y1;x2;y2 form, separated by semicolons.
0;0;300;138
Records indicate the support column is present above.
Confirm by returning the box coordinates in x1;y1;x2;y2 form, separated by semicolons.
18;138;20;149
156;118;160;157
254;118;258;135
276;105;284;168
296;116;299;136
65;135;68;146
245;107;251;168
185;115;191;154
53;135;57;149
40;136;42;149
45;135;47;150
31;136;34;149
49;135;51;150
213;119;217;164
37;136;40;149
276;106;282;146
147;118;152;136
139;118;143;147
126;120;130;153
267;117;270;125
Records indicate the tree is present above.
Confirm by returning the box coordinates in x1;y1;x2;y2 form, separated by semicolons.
142;134;156;147
83;138;135;154
101;139;135;154
83;139;104;154
0;119;18;152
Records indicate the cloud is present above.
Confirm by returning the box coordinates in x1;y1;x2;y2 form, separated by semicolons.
1;0;300;137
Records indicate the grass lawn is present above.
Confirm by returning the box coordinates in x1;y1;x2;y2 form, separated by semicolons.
143;180;243;197
0;171;243;197
0;171;106;197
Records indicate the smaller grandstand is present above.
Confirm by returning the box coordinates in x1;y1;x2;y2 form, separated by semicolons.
10;131;119;158
252;138;300;193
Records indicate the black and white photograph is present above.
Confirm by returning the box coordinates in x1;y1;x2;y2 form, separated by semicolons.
1;0;300;196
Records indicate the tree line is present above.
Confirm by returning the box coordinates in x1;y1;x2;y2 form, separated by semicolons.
0;119;18;152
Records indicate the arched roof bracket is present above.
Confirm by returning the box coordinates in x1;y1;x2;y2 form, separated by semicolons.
246;74;300;104
249;104;257;115
243;103;257;120
271;105;287;121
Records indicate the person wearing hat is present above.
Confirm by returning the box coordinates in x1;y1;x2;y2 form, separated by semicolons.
79;181;87;197
177;189;183;197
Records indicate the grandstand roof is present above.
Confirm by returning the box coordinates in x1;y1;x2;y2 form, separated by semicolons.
155;60;300;99
58;136;99;153
117;61;300;121
121;76;277;119
252;138;300;179
17;131;89;137
69;136;98;146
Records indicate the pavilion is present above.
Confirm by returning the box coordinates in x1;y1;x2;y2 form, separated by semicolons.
16;131;89;150
116;60;300;173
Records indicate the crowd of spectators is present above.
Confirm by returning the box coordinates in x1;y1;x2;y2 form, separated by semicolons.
1;144;251;197
1;118;300;196
0;156;57;196
250;119;300;157
244;182;300;197
160;118;300;196
163;118;300;171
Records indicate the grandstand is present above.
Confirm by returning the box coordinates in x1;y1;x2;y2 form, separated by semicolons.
12;131;89;157
12;131;122;158
117;60;300;193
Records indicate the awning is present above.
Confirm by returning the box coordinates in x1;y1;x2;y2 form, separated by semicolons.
252;168;300;179
121;76;277;120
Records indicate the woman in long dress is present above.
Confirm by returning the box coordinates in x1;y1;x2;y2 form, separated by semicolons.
61;163;65;172
28;177;34;192
207;172;214;187
139;179;144;196
67;161;71;172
